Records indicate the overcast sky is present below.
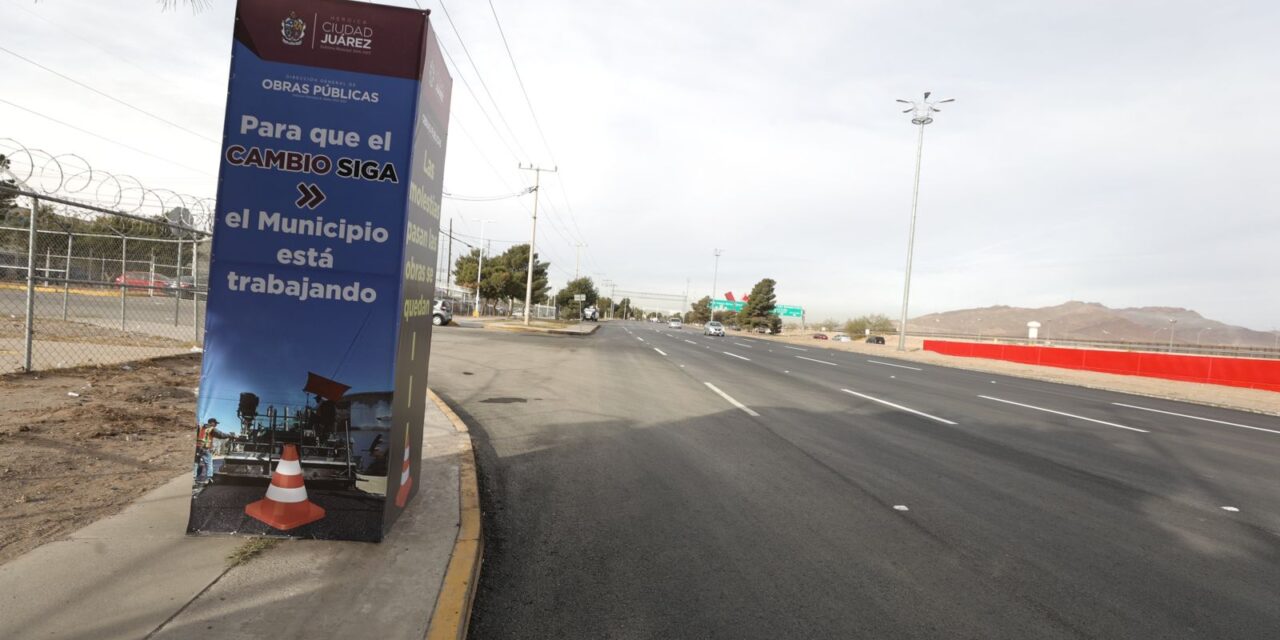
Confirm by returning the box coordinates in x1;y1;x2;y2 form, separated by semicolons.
4;0;1277;329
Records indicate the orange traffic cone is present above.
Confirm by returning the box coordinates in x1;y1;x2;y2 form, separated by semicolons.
245;444;325;530
394;425;414;507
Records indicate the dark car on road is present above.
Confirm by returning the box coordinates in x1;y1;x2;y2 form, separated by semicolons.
866;335;886;344
812;333;828;340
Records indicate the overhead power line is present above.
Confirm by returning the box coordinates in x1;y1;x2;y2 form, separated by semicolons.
0;98;214;176
486;0;593;251
437;0;531;161
0;45;219;145
443;186;534;201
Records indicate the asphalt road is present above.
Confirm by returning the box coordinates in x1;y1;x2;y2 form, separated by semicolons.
427;322;1280;639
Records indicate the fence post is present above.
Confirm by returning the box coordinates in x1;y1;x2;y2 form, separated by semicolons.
192;238;200;342
62;232;72;321
174;238;183;325
148;250;156;298
23;196;38;372
120;236;127;331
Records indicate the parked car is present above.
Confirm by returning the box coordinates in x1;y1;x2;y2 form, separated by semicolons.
432;299;453;326
812;333;829;340
832;333;852;342
167;275;197;298
704;321;725;337
866;335;886;344
668;317;683;329
114;272;173;289
754;326;771;334
582;306;599;321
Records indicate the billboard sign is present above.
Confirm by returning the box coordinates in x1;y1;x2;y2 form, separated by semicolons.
187;0;451;542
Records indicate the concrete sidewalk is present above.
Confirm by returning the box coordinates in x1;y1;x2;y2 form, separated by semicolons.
0;390;478;640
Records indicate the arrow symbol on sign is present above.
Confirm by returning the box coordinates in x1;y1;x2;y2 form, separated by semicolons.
295;183;326;209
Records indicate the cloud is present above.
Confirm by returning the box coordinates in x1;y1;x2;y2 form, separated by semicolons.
4;0;1276;328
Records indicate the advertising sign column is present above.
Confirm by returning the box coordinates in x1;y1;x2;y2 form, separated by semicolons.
188;0;450;542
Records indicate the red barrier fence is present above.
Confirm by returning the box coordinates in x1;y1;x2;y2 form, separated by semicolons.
923;340;1280;393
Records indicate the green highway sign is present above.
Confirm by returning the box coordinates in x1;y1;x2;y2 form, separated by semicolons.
710;299;803;318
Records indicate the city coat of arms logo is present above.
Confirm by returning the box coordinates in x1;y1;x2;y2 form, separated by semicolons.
281;12;306;46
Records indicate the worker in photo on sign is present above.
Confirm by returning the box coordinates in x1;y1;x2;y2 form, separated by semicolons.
193;418;231;486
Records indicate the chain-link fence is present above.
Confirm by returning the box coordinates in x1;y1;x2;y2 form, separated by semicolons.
1;139;213;373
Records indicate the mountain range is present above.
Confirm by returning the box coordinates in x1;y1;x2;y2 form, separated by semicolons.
908;301;1278;348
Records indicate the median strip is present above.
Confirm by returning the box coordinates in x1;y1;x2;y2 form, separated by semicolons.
841;389;957;425
722;351;751;361
705;382;760;417
795;355;838;366
1112;402;1280;435
980;395;1148;433
867;359;922;371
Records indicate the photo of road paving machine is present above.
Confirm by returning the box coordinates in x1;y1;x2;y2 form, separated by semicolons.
215;386;393;496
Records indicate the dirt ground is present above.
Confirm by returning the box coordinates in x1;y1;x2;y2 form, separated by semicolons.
0;354;200;565
0;314;190;347
764;331;1280;415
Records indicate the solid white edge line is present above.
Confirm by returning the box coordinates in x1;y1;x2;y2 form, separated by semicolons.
841;389;957;425
654;348;667;356
795;355;838;366
867;359;923;371
980;395;1148;433
1112;402;1280;435
722;351;751;361
705;382;760;417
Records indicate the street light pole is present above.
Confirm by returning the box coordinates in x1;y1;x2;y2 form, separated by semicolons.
712;248;723;300
1196;327;1212;346
894;91;954;352
1167;318;1178;352
471;219;494;317
519;164;557;325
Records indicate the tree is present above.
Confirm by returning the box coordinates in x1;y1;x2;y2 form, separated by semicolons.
689;295;712;324
737;278;781;333
844;313;895;336
555;277;598;319
453;243;551;305
495;243;550;304
452;248;504;300
712;310;735;324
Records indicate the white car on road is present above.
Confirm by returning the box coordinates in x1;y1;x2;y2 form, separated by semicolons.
668;318;683;329
704;321;725;337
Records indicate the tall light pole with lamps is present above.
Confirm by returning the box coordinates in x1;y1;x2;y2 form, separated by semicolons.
470;219;494;317
712;248;723;300
1167;318;1178;352
894;91;954;351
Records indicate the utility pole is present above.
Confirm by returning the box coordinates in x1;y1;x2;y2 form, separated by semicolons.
520;164;557;325
712;248;723;300
445;218;453;291
574;243;587;280
471;219;494;317
684;278;690;319
894;91;954;351
601;279;615;318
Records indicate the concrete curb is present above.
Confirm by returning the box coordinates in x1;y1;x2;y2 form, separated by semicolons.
484;322;600;336
425;389;483;640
